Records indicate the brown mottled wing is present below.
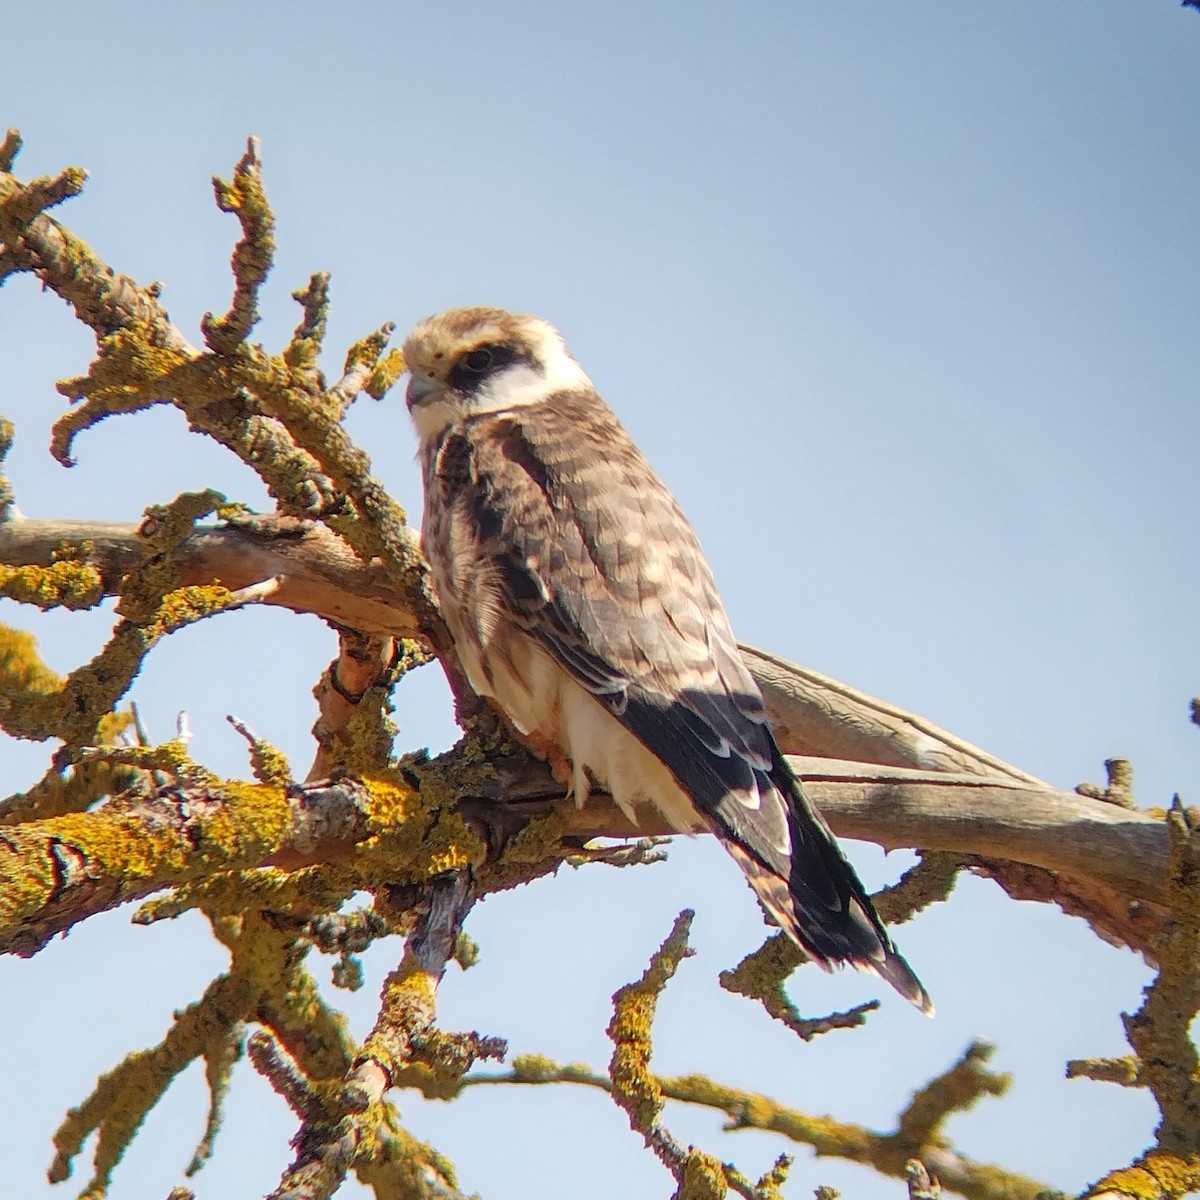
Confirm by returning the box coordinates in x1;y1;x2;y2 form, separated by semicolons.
431;390;927;1007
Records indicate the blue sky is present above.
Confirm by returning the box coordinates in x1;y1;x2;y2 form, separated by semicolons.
2;3;1198;1197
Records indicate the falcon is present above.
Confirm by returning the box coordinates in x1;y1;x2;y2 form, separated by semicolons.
403;306;930;1013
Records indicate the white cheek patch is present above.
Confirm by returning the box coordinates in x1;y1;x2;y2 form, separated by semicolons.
473;364;555;412
469;357;592;416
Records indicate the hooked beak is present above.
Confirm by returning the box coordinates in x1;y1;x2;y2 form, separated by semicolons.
405;372;442;410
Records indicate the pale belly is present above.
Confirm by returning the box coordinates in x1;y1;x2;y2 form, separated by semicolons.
452;618;703;834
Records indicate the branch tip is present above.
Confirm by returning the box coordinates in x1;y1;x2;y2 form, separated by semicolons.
203;137;275;352
905;1159;941;1200
0;128;22;172
720;932;879;1041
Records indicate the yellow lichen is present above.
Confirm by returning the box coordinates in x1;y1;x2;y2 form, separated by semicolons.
0;559;104;610
366;349;406;400
147;584;237;635
243;734;292;788
343;326;394;376
607;911;694;1157
360;952;440;1080
675;1150;729;1200
0;778;299;937
325;692;398;776
1085;1150;1200;1200
52;321;191;464
0;623;62;697
359;773;422;830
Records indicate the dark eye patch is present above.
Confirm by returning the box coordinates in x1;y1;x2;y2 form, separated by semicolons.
447;341;525;394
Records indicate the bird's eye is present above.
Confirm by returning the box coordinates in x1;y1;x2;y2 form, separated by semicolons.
463;347;493;373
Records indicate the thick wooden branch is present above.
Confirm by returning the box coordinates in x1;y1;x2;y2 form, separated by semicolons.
503;754;1168;956
740;646;1048;784
792;760;1164;903
0;775;424;957
0;515;419;638
495;756;1164;903
0;512;1060;772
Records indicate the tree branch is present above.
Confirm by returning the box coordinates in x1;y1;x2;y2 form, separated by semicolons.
0;771;473;957
738;646;1048;783
0;730;1169;961
466;1043;1049;1200
267;871;484;1200
0;515;420;636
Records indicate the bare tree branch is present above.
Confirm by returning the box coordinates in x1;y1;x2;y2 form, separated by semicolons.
0;515;420;636
492;749;1168;957
739;646;1048;783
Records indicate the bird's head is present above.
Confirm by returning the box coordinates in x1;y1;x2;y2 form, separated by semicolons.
402;306;591;443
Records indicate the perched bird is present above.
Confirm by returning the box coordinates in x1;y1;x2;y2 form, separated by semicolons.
403;306;931;1013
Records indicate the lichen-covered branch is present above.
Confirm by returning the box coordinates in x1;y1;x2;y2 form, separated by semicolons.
267;872;493;1200
893;1041;1010;1153
464;1040;1046;1200
49;971;248;1197
0;131;174;344
0;516;421;638
606;911;702;1181
201;138;275;354
0;488;287;833
50;900;468;1200
0;766;482;957
600;910;794;1200
308;627;432;782
718;932;880;1040
1077;800;1200;1200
